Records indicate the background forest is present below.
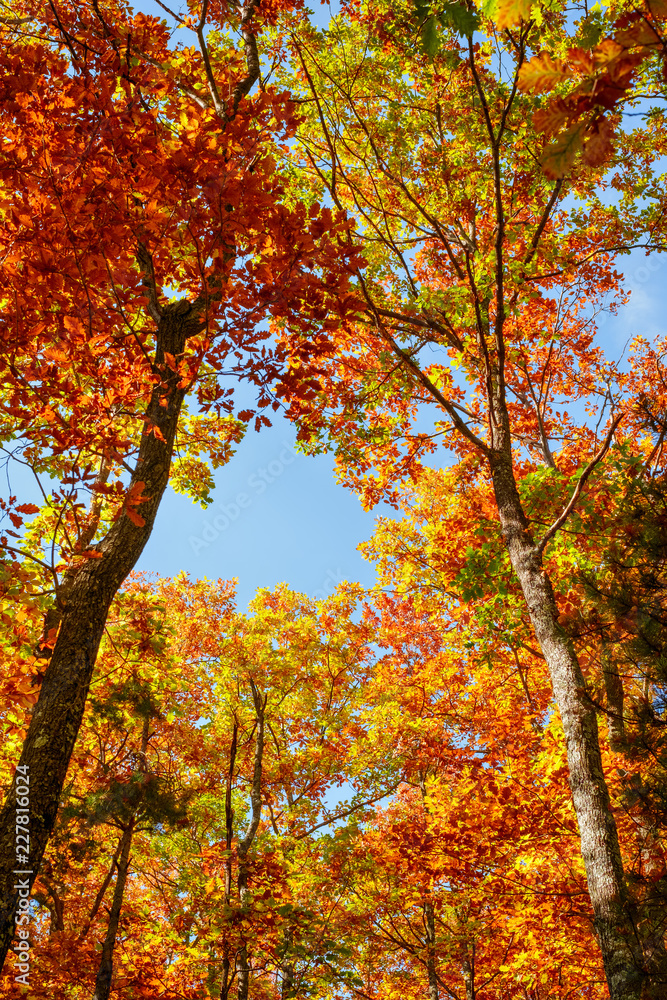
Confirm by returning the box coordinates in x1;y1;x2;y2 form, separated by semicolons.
0;0;666;998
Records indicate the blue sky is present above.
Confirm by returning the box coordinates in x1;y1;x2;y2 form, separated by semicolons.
138;420;393;609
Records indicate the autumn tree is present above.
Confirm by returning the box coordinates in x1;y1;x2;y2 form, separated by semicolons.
1;573;407;997
352;477;611;999
0;0;361;970
565;459;667;986
175;581;396;999
271;1;667;995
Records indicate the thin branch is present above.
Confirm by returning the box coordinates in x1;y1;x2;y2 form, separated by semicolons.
76;837;125;941
523;179;563;271
537;413;624;556
373;307;463;352
1;544;59;586
238;679;265;854
195;0;225;116
294;782;401;840
151;0;186;24
374;318;491;456
292;35;342;210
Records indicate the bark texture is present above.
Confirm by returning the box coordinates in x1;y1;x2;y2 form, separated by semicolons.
280;926;296;1000
219;718;238;1000
92;714;148;1000
0;300;205;970
603;654;626;751
462;955;475;1000
489;447;645;999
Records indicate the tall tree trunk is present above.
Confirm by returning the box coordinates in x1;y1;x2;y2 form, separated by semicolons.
237;945;250;1000
602;650;667;991
77;837;125;943
423;901;439;1000
603;653;626;751
92;821;134;1000
469;37;645;998
488;446;645;999
280;925;296;1000
418;772;439;1000
219;954;232;1000
0;298;205;971
462;953;475;1000
92;712;149;1000
219;719;238;1000
34;876;65;936
236;681;265;1000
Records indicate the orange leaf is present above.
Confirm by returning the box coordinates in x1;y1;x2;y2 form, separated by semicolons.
518;52;569;93
125;508;146;527
592;38;624;68
533;97;574;135
582;120;614;166
16;503;39;515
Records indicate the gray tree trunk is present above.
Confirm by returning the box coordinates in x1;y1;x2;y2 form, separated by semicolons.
0;300;205;969
488;447;645;999
603;654;626;751
424;900;439;1000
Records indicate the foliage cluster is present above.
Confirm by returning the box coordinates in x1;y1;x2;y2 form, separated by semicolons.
0;0;666;997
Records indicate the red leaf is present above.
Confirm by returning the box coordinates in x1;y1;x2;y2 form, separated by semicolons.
125;508;146;527
15;503;40;515
582;120;614;166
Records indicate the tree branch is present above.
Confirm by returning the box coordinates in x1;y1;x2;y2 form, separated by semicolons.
232;0;261;115
294;782;401;839
137;243;163;323
537;413;624;556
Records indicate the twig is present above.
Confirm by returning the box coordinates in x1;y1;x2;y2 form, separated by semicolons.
294;782;401;839
537;413;624;556
195;0;225;117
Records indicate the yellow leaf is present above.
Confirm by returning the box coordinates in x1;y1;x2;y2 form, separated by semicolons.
494;0;532;29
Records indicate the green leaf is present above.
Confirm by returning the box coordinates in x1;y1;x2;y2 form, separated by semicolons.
541;123;585;179
421;15;441;56
578;10;605;49
442;2;480;36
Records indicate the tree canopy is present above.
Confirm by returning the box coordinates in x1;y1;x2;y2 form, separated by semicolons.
0;0;666;997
